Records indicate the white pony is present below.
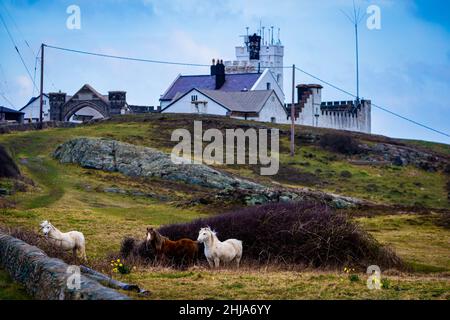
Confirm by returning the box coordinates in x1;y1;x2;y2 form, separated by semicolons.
197;227;242;268
39;220;87;262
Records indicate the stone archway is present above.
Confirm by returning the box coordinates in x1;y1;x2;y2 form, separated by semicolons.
63;101;109;122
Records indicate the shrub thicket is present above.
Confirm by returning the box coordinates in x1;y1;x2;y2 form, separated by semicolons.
319;133;362;155
122;202;403;269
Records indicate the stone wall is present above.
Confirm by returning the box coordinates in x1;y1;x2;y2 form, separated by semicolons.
0;121;77;134
0;232;130;300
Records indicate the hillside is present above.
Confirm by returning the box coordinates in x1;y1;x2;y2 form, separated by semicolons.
0;114;449;299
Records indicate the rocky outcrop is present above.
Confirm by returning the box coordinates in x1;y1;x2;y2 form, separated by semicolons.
359;143;447;172
54;137;367;208
0;232;130;300
54;137;262;191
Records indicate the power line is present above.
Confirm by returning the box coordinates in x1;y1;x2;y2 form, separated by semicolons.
45;44;210;67
294;66;450;138
0;91;15;108
42;43;449;138
0;12;38;92
0;1;36;57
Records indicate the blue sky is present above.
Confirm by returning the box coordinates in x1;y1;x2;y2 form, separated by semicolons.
0;0;449;144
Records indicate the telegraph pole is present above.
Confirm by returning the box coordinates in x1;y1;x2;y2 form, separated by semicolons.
39;43;44;127
290;64;295;157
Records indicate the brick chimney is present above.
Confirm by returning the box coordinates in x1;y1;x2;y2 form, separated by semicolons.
211;59;225;90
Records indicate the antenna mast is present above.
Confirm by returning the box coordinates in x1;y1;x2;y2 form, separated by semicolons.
341;0;365;103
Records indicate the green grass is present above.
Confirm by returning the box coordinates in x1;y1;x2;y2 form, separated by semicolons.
223;137;449;209
0;115;449;300
120;268;450;300
355;214;450;273
0;268;29;300
402;139;450;156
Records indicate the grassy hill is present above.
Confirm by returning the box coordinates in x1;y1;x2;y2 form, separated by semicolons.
0;114;449;299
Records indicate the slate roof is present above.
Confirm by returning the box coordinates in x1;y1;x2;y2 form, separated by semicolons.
199;89;275;113
0;106;24;114
163;88;287;116
160;73;262;101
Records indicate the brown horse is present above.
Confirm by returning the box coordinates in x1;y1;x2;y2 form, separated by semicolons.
146;227;198;267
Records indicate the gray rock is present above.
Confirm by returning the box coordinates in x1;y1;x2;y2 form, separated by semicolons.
54;137;368;208
332;198;355;209
54;137;263;192
103;187;127;194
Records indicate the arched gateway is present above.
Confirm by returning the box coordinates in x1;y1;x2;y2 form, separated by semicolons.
49;84;129;122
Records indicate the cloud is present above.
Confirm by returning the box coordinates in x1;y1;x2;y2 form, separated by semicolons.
16;75;33;101
142;0;240;18
166;30;220;64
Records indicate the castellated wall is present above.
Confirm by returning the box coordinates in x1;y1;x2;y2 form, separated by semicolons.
317;100;371;134
0;232;130;300
293;86;371;134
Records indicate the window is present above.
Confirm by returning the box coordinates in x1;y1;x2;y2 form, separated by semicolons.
266;82;271;90
271;117;276;123
191;95;198;102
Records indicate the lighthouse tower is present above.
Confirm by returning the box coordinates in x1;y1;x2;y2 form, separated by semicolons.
224;27;284;90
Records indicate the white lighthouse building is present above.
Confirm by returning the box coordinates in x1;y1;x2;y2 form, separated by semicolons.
224;27;284;92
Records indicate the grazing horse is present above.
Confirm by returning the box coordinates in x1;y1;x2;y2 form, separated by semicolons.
39;220;87;262
197;227;242;268
146;227;198;266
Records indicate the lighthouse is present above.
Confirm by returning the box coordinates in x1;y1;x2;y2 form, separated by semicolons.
224;27;284;91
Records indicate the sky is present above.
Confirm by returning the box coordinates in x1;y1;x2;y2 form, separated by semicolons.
0;0;449;144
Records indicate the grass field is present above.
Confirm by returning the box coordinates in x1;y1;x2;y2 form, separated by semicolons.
0;268;29;300
0;115;449;299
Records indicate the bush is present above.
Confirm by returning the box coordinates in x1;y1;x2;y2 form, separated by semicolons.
319;134;362;155
340;170;352;178
381;278;391;289
444;164;450;175
348;274;360;282
120;237;155;264
122;202;403;269
0;145;21;178
110;258;131;275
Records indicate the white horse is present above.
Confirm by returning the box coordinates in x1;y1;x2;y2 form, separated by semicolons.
39;220;87;262
197;227;242;268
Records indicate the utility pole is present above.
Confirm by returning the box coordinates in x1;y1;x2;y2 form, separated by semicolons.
39;43;44;127
290;64;295;157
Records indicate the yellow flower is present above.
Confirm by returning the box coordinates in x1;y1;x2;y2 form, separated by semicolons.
117;259;120;262
113;268;118;273
119;264;123;267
